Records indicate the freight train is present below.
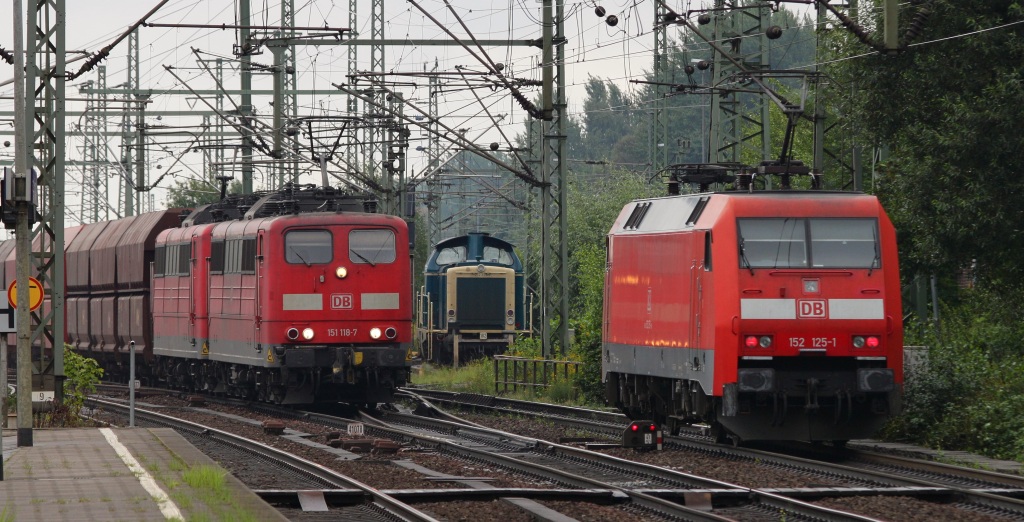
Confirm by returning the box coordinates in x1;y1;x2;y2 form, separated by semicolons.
603;182;903;444
416;232;531;365
5;184;412;405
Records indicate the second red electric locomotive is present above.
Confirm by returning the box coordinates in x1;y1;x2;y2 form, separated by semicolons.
603;190;902;443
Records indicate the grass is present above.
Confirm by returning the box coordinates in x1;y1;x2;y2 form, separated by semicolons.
411;359;495;394
180;465;258;522
411;358;599;408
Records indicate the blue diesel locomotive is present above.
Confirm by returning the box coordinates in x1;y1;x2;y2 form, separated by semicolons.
416;233;531;365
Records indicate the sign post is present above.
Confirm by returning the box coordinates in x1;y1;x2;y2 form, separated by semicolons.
7;276;42;449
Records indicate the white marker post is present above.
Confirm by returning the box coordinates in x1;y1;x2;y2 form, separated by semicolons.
129;340;136;428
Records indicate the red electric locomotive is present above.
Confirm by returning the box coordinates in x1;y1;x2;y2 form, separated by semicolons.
150;185;412;404
603;189;902;443
10;184;413;406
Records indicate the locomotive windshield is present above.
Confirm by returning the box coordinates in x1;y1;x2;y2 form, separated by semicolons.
482;246;514;265
435;246;466;265
285;230;333;265
434;245;513;265
349;229;396;265
737;218;879;269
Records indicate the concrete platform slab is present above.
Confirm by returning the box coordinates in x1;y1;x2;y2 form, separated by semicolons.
0;427;288;522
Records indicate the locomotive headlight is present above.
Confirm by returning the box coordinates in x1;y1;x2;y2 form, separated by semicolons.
506;309;514;325
853;336;866;348
758;336;773;348
384;327;397;339
286;327;300;341
301;327;315;340
476;264;486;273
370;327;382;339
335;266;348;279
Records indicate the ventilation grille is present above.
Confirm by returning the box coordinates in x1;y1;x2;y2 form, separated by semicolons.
624;202;652;230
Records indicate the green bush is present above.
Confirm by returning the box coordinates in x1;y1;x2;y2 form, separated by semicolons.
63;344;104;414
884;289;1024;461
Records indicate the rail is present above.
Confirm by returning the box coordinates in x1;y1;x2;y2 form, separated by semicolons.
493;355;580;394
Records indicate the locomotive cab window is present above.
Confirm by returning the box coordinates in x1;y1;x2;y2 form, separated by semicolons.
809;219;879;268
285;230;333;265
435;246;465;265
737;218;879;269
350;229;396;265
482;246;513;265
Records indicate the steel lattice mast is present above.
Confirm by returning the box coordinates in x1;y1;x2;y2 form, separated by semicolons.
538;0;569;355
708;0;772;165
11;0;66;446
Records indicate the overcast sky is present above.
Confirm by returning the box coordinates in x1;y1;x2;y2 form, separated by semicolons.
0;0;817;223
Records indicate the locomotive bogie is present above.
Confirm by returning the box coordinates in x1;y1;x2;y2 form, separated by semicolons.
604;191;904;442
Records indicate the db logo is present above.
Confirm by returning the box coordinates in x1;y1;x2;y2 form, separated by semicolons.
798;299;826;318
331;294;353;310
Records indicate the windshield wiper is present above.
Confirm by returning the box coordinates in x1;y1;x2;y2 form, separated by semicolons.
739;240;754;275
290;247;311;267
868;227;880;276
351;249;376;267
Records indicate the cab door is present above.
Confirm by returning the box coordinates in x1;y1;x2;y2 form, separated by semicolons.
189;235;198;348
255;230;265;332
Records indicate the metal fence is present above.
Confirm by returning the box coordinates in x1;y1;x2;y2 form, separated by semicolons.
493;355;580;394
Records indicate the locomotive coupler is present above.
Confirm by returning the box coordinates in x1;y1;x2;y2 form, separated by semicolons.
834;388;853;424
804;378;820;413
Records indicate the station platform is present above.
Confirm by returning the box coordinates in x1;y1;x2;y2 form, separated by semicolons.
1;427;288;521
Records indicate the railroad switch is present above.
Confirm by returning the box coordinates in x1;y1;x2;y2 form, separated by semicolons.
622;420;662;451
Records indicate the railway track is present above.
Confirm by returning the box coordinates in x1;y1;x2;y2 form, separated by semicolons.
86;396;440;522
400;387;1024;520
91;388;883;520
89;385;1024;520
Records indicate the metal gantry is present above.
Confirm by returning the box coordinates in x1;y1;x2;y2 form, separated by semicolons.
653;1;670;175
708;0;772;165
537;0;569;355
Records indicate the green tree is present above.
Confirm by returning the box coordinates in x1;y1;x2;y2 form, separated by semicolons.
565;170;660;401
836;1;1024;289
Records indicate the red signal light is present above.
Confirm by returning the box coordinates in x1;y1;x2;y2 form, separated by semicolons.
649;424;656;432
631;424;638;432
866;336;880;348
745;336;758;348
